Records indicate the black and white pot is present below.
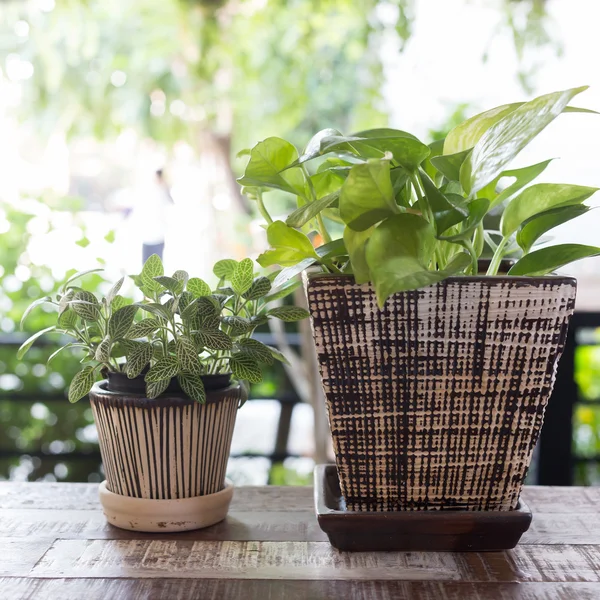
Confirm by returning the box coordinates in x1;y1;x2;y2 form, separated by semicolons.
89;372;244;532
305;272;576;512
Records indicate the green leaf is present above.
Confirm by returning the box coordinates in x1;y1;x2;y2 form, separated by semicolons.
444;103;522;155
438;198;490;242
315;238;347;260
444;103;596;156
285;191;340;228
47;342;81;365
178;374;207;403
61;268;104;293
128;318;161;338
111;295;131;311
176;336;202;374
20;296;53;329
108;305;139;340
229;354;263;383
58;289;75;314
146;378;171;399
271;259;315;289
71;291;101;322
517;205;591;253
221;316;256;336
257;221;318;268
195;296;221;318
195;329;233;351
236;338;274;364
140;254;164;294
95;336;112;362
508;244;600;276
126;342;153;379
320;130;430;171
365;214;468;306
461;86;588;194
344;226;373;283
231;258;254;295
57;309;77;331
187;277;212;298
193;314;220;332
266;345;291;366
501;183;597;237
237;137;306;196
213;259;238;280
263;280;302;303
339;160;399;231
106;277;124;305
242;277;271;300
419;171;468;235
68;366;95;403
268;306;310;322
153;276;183;295
172;270;189;288
488;159;554;210
136;302;172;321
17;326;57;359
290;128;343;166
430;150;470;182
145;357;179;382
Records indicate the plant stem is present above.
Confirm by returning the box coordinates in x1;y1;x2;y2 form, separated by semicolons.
256;189;273;225
316;213;332;244
464;239;479;275
411;172;434;225
487;236;509;276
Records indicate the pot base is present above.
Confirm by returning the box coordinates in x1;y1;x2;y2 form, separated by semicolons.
315;465;532;552
98;480;234;532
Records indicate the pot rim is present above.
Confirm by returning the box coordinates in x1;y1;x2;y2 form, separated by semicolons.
89;379;244;408
305;271;577;287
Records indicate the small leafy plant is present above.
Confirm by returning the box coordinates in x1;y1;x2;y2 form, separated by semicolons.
238;86;600;306
18;255;308;403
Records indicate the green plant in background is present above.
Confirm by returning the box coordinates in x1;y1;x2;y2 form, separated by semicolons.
19;255;308;403
239;86;600;307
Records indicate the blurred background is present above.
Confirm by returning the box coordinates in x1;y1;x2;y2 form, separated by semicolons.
1;0;600;486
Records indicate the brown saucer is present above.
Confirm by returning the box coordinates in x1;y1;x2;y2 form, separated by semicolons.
314;464;532;552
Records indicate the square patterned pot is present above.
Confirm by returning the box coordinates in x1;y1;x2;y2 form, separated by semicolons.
305;274;576;512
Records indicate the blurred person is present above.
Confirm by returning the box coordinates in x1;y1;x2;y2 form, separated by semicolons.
132;169;173;264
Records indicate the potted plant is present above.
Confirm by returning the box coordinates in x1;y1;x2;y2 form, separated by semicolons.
238;86;600;514
18;254;308;531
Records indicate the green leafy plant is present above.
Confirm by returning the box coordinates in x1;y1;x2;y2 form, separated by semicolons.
239;86;600;307
18;255;308;404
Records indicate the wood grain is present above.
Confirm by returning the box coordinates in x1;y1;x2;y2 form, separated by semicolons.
1;483;600;600
0;539;53;577
26;539;600;582
3;578;600;600
0;482;314;511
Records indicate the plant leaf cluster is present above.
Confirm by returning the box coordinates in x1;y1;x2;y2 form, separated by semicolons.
239;87;600;307
19;256;308;404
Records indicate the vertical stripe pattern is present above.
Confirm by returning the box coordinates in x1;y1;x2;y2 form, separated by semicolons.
90;384;242;500
305;275;577;512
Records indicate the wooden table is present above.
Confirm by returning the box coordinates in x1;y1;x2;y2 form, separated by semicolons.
1;483;600;599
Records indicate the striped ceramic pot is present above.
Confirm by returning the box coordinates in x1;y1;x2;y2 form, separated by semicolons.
305;274;577;512
89;373;244;531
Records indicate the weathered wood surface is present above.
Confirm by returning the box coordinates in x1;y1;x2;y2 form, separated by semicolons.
1;483;599;599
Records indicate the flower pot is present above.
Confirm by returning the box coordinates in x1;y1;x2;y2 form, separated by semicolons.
305;274;576;512
89;373;244;531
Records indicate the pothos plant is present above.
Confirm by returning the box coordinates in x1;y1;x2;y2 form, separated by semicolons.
18;255;308;403
238;86;600;306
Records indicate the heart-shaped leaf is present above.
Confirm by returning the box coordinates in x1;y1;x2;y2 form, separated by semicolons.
257;221;318;268
128;318;161;338
213;259;238;280
146;378;170;399
145;357;179;382
508;244;600;276
344;226;373;283
461;86;588;194
420;170;468;235
501;183;597;237
176;336;202;374
236;338;274;364
517;205;591;253
340;160;399;231
141;254;164;294
126;342;153;379
242;277;271;300
231;258;254;295
195;329;233;351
